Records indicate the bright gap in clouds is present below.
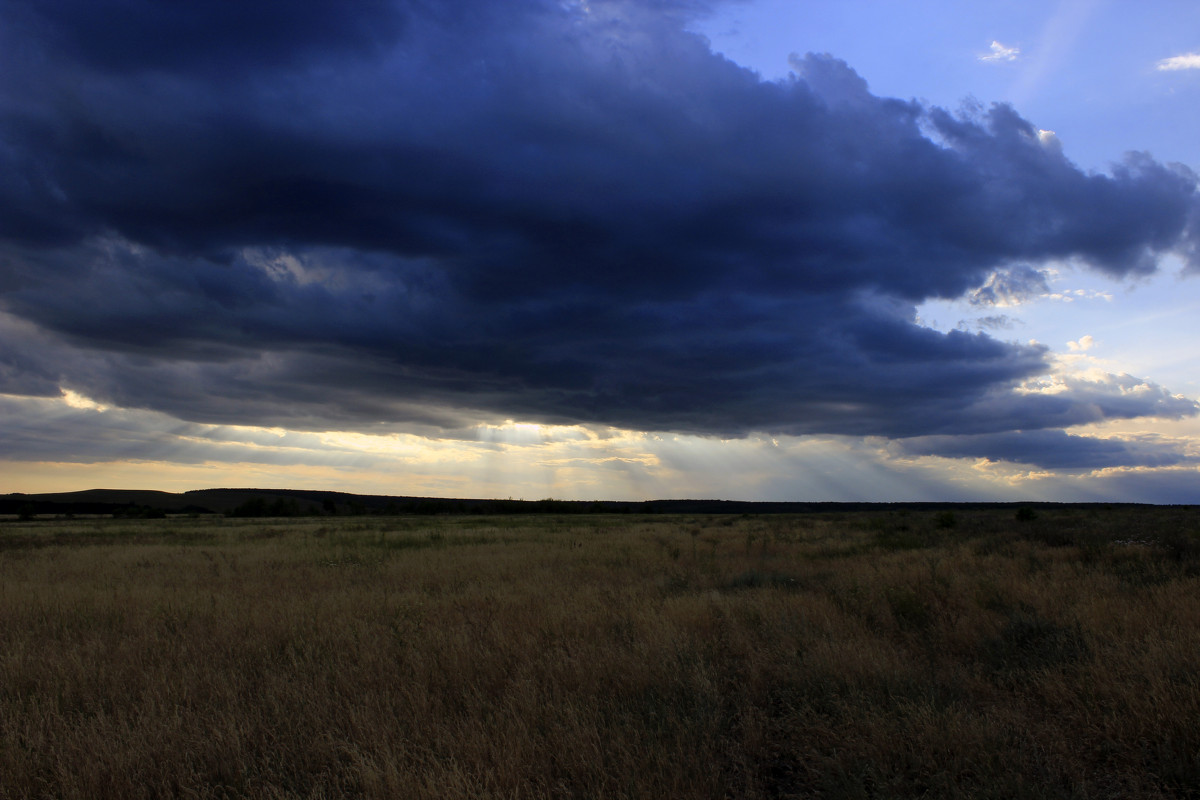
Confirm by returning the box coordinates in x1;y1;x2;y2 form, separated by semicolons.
4;386;1195;503
693;0;1200;173
916;258;1200;490
0;390;1019;501
917;257;1199;396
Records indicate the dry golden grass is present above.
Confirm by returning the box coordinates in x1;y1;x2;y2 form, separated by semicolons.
1;508;1198;798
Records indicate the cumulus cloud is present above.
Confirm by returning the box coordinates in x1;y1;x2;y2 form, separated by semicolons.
1067;335;1094;351
0;0;1198;475
1157;53;1200;71
999;372;1200;438
968;264;1051;306
980;41;1021;63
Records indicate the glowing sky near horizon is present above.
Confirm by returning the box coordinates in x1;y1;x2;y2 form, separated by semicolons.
1;0;1199;502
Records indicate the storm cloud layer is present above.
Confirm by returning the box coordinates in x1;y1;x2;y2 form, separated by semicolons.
1;0;1198;470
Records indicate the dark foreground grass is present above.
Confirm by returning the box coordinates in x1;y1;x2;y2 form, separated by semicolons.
1;508;1199;798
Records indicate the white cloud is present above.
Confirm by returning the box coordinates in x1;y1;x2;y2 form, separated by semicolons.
980;40;1020;63
1157;53;1200;71
1046;287;1112;303
1067;334;1095;352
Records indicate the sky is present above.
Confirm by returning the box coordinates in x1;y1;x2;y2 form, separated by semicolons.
1;0;1199;502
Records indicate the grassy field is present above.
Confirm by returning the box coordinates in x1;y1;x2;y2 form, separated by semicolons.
1;508;1198;799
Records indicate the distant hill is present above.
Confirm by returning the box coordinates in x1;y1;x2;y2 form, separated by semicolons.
0;488;1167;518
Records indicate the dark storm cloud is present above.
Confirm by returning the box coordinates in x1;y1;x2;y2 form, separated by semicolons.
1;0;409;74
1;0;1198;469
894;430;1196;470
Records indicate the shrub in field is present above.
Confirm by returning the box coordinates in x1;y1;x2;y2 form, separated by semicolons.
1157;528;1200;567
872;526;926;551
934;510;957;529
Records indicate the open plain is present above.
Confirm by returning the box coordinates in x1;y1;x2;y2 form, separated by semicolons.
1;507;1198;799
